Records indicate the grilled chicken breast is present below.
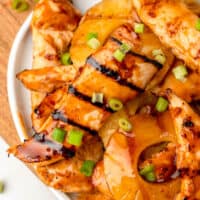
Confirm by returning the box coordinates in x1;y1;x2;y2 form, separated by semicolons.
31;0;81;108
167;90;200;199
36;135;103;193
17;66;77;93
133;0;200;72
161;59;200;102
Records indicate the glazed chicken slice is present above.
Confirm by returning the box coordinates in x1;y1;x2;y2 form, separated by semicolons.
36;135;103;193
161;59;200;102
133;0;200;72
30;23;173;134
73;23;173;105
32;87;67;132
31;0;81;108
167;90;200;199
17;66;77;93
17;22;173;95
8;117;104;193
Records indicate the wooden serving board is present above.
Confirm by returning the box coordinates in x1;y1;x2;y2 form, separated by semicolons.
0;0;35;146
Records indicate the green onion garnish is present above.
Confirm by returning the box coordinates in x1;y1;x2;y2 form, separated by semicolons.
12;0;20;9
80;160;95;177
152;49;164;57
145;171;156;182
139;164;156;182
87;38;101;50
113;49;126;62
134;23;145;34
156;97;169;112
196;18;200;31
52;128;66;143
139;164;154;176
120;43;132;54
0;181;4;193
67;129;84;146
113;43;131;62
11;0;29;12
172;65;188;81
92;93;104;104
17;1;29;11
87;32;98;41
155;54;166;65
61;52;71;65
108;98;123;111
118;118;132;132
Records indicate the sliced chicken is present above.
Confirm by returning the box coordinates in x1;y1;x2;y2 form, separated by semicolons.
36;135;103;193
104;132;140;200
133;0;200;72
161;59;200;102
32;0;81;68
17;66;77;93
31;0;81;108
74;23;173;105
32;87;67;132
167;90;200;199
92;161;112;197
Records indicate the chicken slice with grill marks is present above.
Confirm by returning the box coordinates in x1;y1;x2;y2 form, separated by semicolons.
8;115;104;193
132;0;200;72
31;23;173;134
17;22;174;95
31;0;81;108
32;87;67;132
166;90;200;199
36;134;103;193
73;23;173;105
161;59;200;103
17;65;77;93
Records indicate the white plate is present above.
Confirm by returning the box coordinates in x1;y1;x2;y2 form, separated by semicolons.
0;137;58;200
7;1;101;200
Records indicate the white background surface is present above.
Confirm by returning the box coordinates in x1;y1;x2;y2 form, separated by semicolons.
0;137;57;200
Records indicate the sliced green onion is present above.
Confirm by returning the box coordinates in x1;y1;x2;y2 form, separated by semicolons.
87;32;98;41
108;98;123;111
134;23;144;34
172;65;188;81
113;49;126;62
152;49;164;57
145;172;156;182
120;43;132;54
0;181;4;193
156;97;169;112
155;54;166;65
52;128;66;143
118;118;132;132
67;129;83;146
61;52;71;65
16;1;29;12
87;38;101;50
139;164;155;176
80;160;95;177
195;18;200;31
12;0;21;9
92;93;104;104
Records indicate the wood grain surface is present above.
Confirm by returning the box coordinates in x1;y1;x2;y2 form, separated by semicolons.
0;0;35;146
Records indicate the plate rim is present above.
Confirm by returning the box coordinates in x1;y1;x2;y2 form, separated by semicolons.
7;13;70;200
